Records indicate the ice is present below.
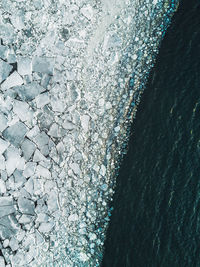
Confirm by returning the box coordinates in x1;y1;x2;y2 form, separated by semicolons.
0;155;5;170
13;170;26;188
2;122;27;147
1;71;23;91
0;59;12;83
17;57;32;76
81;5;93;20
18;214;33;224
0;196;13;206
13;100;33;122
32;57;54;74
35;93;50;108
33;132;49;148
0;113;8;132
81;115;90;132
38;221;55;233
23;163;36;178
21;138;36;161
50;96;65;113
47;191;59;213
9;237;19;251
33;149;48;162
0;256;5;267
70;162;81;176
0;197;15;217
18;197;35;215
5;147;21;176
0;45;8;60
0;215;19;239
36;213;49;223
100;164;106;176
24;178;34;195
14;82;45;101
0;180;6;194
0;138;9;154
48;123;59;137
62;120;76;130
36;165;51;179
68;214;78;222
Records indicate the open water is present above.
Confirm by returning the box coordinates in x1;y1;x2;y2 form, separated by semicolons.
102;0;200;266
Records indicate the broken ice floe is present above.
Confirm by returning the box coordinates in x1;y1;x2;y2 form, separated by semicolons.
0;0;177;266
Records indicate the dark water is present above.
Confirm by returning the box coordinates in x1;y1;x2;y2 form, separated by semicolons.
102;1;200;266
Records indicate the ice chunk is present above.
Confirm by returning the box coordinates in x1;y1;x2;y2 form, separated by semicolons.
33;149;48;162
48;123;59;137
68;213;78;221
24;177;34;195
13;170;26;188
0;197;15;217
21;138;36;161
4;147;21;176
0;180;6;194
50;96;65;112
1;71;23;90
36;165;51;179
0;59;12;83
33;131;49;149
18;214;33;224
18;197;35;215
81;115;90;132
81;5;93;20
35;92;50;108
47;191;59;213
70;162;81;176
0;113;8;132
32;57;54;74
0;256;5;267
17;57;32;75
0;138;9;154
14;82;45;101
9;236;19;251
2;122;27;147
0;45;8;60
0;155;5;170
23;162;36;178
0;215;19;239
13;100;32;122
38;221;54;233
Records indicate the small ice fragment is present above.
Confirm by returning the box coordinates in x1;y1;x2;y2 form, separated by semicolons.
23;162;36;178
0;59;12;83
15;82;45;101
35;93;50;108
0;256;5;267
36;165;51;179
38;221;54;233
114;126;120;132
32;57;54;74
21;138;36;161
133;54;137;60
13;100;32;122
101;184;108;191
81;5;93;20
0;113;8;132
18;197;35;215
0;180;6;194
0;138;9;154
68;214;78;221
1;71;23;90
5;147;21;176
2;122;27;147
70;162;81;176
81;115;90;132
17;57;32;75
